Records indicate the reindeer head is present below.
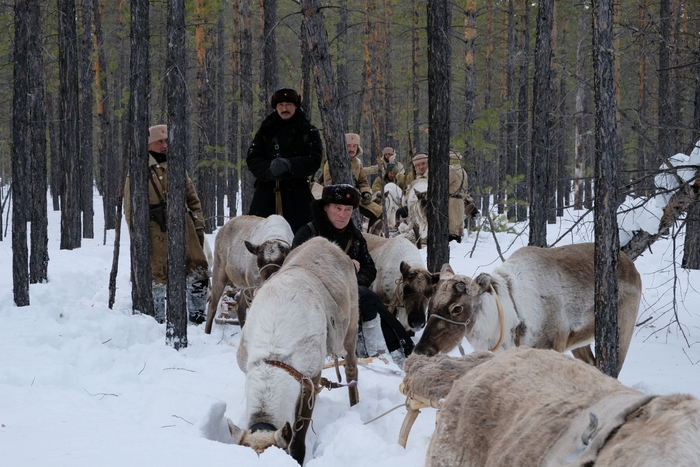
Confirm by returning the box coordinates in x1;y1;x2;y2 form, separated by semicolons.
228;419;293;456
399;261;440;332
244;239;291;281
414;264;491;356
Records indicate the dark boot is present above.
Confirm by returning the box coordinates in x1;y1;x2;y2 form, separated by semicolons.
152;283;166;324
187;279;209;325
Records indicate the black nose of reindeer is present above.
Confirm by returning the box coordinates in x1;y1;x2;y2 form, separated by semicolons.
413;341;437;357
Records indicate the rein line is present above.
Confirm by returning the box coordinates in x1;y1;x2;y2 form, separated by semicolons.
427;283;506;353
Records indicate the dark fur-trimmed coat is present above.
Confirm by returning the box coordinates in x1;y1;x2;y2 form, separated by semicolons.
292;200;377;287
246;108;323;234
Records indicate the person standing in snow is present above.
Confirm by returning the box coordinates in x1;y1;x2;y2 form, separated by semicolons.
246;88;323;233
124;124;209;324
291;184;414;367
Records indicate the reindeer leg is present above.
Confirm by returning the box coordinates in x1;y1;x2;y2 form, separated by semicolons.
571;345;595;366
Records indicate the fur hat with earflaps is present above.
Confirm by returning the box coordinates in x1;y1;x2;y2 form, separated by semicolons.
148;124;167;144
321;184;360;208
270;88;302;108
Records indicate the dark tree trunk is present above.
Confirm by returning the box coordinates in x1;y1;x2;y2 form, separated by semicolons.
682;59;700;270
12;0;31;306
505;0;516;220
58;0;82;250
94;0;116;232
165;0;189;349
215;15;226;227
229;0;241;219
48;94;62;212
528;0;554;247
301;0;354;189
515;0;530;222
128;0;153;317
240;0;255;214
658;0;672;158
412;0;421;150
261;0;278;115
195;5;216;234
574;4;588;211
464;0;476;203
593;0;621;378
426;0;450;272
335;0;349;129
382;0;394;146
556;14;569;218
300;20;312;120
80;0;95;239
29;0;48;284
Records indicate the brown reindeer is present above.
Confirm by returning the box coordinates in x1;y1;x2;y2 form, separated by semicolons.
400;349;700;466
414;243;641;374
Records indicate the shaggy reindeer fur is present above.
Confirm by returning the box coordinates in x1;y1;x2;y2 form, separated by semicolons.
231;237;359;464
401;349;700;467
363;233;438;331
415;243;641;374
205;215;293;333
398;178;428;247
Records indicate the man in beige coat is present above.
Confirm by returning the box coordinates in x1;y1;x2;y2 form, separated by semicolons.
323;133;383;231
124;124;209;324
448;150;469;243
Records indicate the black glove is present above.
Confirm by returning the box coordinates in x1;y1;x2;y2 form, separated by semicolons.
361;192;372;205
267;158;292;181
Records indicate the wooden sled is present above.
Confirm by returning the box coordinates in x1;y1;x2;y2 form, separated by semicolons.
214;286;240;326
398;382;441;448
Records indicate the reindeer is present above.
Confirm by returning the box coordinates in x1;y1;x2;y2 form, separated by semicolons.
204;215;293;333
414;243;641;374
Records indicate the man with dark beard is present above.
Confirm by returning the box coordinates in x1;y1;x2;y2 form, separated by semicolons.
247;88;323;233
124;124;209;324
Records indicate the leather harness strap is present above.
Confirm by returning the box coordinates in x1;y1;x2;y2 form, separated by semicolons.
264;360;356;394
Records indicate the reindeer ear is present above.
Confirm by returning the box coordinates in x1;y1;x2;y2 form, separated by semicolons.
228;418;245;444
471;273;492;295
400;261;410;276
439;263;455;280
431;272;441;284
244;240;257;255
275;422;293;449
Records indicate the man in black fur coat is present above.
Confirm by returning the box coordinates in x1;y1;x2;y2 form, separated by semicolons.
293;184;414;367
247;88;323;233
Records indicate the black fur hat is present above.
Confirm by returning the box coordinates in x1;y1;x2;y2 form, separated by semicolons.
270;88;302;108
321;184;360;208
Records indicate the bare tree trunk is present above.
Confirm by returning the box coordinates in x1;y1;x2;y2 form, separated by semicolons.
382;0;394;146
658;0;672;158
165;0;189;349
300;20;312;120
94;0;116;232
261;0;278;111
464;0;477;205
515;0;530;222
240;0;255;214
29;0;48;283
229;0;241;219
505;0;516;220
336;0;349;129
300;0;354;189
593;0;621;378
556;11;570;218
48;94;62;212
12;0;32;306
215;15;226;227
128;0;153;317
574;3;587;211
412;0;421;150
80;0;95;239
426;0;450;272
636;0;651;196
529;0;554;247
194;0;216;233
59;0;82;250
682;59;700;270
546;4;558;224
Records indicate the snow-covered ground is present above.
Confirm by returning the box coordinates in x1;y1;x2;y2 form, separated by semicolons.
1;195;699;467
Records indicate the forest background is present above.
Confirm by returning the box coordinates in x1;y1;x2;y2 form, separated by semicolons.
1;0;699;233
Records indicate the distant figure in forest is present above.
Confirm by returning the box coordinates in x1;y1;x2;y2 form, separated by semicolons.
365;146;405;179
246;88;323;233
322;133;383;232
124;124;209;324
